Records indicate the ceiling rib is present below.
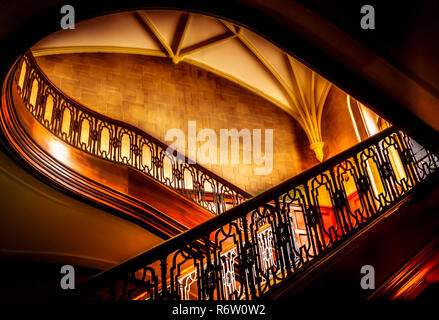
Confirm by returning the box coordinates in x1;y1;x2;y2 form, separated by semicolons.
136;11;175;59
179;32;236;59
221;19;332;161
171;13;191;63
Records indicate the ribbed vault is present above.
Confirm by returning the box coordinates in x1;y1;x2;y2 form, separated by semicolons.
33;10;335;160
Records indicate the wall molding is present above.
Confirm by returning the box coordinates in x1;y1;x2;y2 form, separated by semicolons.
32;46;167;58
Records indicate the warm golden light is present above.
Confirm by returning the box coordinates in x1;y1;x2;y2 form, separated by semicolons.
346;95;362;142
49;140;70;163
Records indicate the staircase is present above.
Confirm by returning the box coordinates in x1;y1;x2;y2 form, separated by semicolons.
2;53;438;301
69;125;438;300
3;53;250;237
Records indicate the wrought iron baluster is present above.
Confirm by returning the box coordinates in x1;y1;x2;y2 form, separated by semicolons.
240;215;257;299
159;257;169;300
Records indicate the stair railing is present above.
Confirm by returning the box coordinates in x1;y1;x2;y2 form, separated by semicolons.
14;53;250;215
71;125;438;300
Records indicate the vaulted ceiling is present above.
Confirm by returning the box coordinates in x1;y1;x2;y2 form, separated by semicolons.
33;10;338;161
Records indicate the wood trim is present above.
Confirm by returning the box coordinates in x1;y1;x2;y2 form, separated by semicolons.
369;236;439;300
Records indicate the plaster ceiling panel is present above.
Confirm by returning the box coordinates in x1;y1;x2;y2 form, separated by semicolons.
182;14;229;49
314;74;329;99
241;29;296;91
185;38;291;108
142;11;182;47
34;12;161;51
289;58;313;99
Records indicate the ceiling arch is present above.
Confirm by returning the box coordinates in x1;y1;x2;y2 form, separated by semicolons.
32;10;333;161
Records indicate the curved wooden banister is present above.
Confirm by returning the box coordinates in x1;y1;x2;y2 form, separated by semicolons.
1;59;190;238
14;53;251;216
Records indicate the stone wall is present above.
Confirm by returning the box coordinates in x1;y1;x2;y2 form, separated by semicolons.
36;53;357;194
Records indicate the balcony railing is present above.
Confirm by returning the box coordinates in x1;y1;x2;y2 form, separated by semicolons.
14;53;250;215
71;125;438;300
